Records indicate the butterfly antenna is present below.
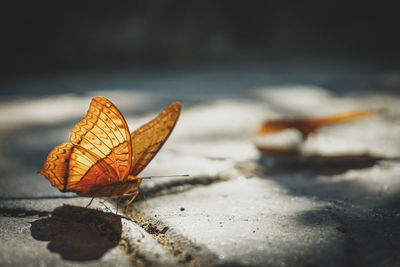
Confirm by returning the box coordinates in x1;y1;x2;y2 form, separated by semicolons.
140;174;190;179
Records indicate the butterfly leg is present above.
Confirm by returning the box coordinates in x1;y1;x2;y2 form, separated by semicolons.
116;197;122;214
139;189;147;217
85;197;94;208
124;192;139;216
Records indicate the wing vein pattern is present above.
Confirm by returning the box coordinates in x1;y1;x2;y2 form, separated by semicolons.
66;97;132;194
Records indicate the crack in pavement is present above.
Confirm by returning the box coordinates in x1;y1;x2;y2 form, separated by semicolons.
0;207;51;218
129;208;219;267
139;175;227;200
119;236;150;266
0;195;79;201
328;203;363;267
134;162;262;201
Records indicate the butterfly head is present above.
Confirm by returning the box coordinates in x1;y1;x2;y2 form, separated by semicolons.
126;175;143;191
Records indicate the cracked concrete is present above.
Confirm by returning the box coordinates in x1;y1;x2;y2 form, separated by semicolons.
1;66;400;266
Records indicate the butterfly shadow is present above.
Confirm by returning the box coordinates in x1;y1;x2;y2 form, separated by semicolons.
30;205;122;261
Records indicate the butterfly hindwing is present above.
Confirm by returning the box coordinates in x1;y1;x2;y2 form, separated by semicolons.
38;142;74;191
66;145;122;196
130;102;181;176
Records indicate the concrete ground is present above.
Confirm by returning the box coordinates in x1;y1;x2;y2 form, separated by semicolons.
1;64;400;266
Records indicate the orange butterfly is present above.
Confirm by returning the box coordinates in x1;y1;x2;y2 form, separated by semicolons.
38;97;181;215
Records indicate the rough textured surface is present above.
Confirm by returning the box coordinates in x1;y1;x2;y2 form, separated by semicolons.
0;202;129;266
138;177;346;266
1;67;400;266
0;199;178;266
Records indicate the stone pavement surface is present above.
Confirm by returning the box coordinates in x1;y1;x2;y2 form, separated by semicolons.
1;66;400;266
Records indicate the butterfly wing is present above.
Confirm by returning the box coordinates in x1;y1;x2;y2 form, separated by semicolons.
130;102;181;176
69;96;133;180
38;142;74;191
39;97;133;196
66;145;124;196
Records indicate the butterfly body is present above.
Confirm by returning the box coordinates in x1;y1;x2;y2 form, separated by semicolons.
39;97;181;214
72;176;142;198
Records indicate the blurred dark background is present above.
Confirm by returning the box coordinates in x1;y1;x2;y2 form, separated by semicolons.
1;0;400;81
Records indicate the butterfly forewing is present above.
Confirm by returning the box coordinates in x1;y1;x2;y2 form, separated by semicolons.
69;97;132;180
130;102;181;176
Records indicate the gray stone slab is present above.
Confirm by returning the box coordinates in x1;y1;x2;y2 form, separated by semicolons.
137;173;400;266
0;198;179;267
1;74;400;266
136;177;346;266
